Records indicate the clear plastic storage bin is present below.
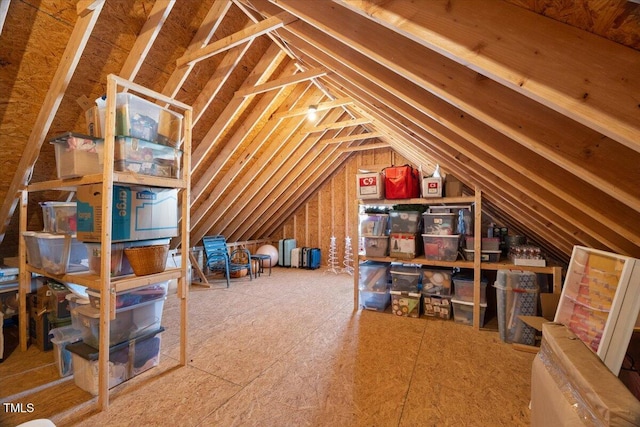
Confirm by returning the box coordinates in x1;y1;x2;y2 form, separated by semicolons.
115;93;183;147
422;212;456;235
390;291;421;317
114;136;182;178
359;213;388;236
40;201;77;233
49;132;101;179
37;233;88;274
388;211;421;233
452;298;487;327
452;276;489;303
390;265;421;292
71;295;166;348
363;235;389;257
422;234;460;261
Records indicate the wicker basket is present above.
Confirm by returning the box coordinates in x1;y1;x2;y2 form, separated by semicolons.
123;244;169;276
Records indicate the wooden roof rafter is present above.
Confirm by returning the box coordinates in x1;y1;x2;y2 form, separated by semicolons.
176;11;297;67
334;0;640;153
234;67;328;97
190;83;324;241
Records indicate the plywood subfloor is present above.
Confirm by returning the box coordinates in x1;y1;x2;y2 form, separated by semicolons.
1;268;535;426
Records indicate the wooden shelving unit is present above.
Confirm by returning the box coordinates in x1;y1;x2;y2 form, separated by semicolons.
353;189;563;329
18;74;192;410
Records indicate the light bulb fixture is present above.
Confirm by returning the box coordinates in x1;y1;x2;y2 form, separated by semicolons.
307;104;317;121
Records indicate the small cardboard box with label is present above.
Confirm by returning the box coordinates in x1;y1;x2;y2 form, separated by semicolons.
421;176;442;198
356;172;384;199
77;184;178;242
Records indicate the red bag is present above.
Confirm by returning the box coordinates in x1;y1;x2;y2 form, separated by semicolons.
384;165;420;199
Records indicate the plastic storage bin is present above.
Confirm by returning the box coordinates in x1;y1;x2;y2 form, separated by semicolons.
115;93;183;147
359;213;388;236
452;276;489;303
363;235;389;257
388;211;421;233
71;295;166;348
389;233;420;259
495;270;539;345
422;234;460;261
390;291;421;317
423;294;453;319
358;262;390;291
422;212;456;235
37;233;88;274
359;289;391;311
22;231;43;268
390;265;421;292
41;202;77;233
114;136;182;178
49;132;101;179
464;237;500;251
422;269;453;295
49;326;85;377
452;298;487;327
66;327;163;396
462;249;501;262
86;281;168;310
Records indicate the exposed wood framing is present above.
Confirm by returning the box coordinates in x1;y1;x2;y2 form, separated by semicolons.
176;12;297;67
234;67;328;97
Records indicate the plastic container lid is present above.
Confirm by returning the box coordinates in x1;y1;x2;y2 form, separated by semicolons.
451;298;487;307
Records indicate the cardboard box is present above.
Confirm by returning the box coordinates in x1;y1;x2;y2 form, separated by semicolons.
77;184;178;242
356;172;384;199
445;175;463;197
389;233;420;259
421;176;442;198
531;323;640;426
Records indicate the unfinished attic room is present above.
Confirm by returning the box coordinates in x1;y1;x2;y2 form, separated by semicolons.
2;0;640;425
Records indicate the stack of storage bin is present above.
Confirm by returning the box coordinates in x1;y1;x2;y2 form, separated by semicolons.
22;201;89;275
388;210;421;259
422;208;460;262
451;274;488;327
422;268;454;319
67;281;168;395
360;213;389;257
358;261;391;311
390;265;422;317
462;236;502;262
494;270;539;345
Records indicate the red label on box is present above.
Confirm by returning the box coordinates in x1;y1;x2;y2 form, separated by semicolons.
359;176;377;186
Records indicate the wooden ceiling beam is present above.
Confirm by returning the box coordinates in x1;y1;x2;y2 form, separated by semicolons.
305;117;371;133
236;128;359;241
191;43;286;172
176;11;297;67
161;0;232;100
190;81;316;232
192;98;343;243
234;67;328;97
191;88;322;244
0;2;104;242
334;0;640;153
339;143;390;153
271;0;640;214
192;43;252;125
322;132;382;144
272;97;353;119
118;0;174;83
191;57;298;204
